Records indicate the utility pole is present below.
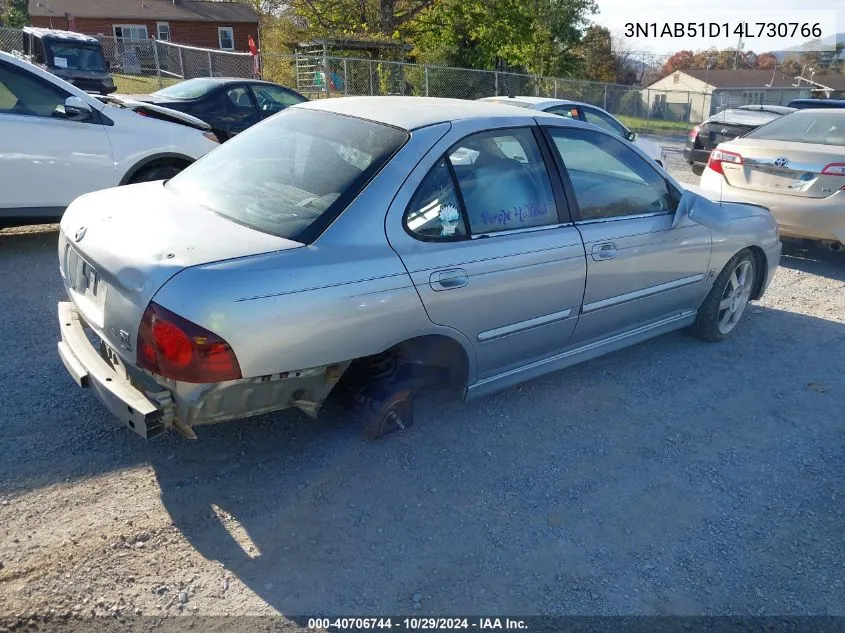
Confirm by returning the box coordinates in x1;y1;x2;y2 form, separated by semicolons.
733;35;743;70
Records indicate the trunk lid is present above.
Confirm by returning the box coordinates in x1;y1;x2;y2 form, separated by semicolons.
96;94;210;131
698;121;757;151
59;181;302;362
698;109;781;151
717;139;845;199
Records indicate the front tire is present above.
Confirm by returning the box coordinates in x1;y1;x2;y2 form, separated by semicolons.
690;250;756;342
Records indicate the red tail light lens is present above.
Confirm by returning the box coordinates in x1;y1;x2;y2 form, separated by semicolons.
688;125;700;142
821;163;845;176
707;148;743;176
137;302;241;383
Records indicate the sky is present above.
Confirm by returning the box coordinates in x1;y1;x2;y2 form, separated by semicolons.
591;0;843;55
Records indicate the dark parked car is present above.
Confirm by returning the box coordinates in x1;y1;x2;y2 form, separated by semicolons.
14;26;115;94
684;105;795;175
127;77;308;141
787;98;845;109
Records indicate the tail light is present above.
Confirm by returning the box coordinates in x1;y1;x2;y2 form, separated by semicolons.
137;302;241;383
821;163;845;176
688;125;700;142
707;148;743;176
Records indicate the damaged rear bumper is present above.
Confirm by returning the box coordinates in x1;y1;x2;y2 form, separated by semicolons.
58;301;349;439
58;301;173;438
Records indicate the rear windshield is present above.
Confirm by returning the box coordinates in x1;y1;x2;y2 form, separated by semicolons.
152;78;221;100
45;41;107;72
166;108;409;241
745;110;845;146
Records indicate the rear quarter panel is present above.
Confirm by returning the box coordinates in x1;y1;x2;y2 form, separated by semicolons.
151;122;477;379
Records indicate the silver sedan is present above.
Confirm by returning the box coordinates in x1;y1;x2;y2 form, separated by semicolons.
56;97;781;441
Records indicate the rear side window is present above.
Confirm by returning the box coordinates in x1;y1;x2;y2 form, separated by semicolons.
166;108;408;242
745;111;845;146
405;158;467;240
404;128;560;240
546;105;579;119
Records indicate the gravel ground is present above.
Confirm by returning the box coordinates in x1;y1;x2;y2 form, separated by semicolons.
1;156;843;626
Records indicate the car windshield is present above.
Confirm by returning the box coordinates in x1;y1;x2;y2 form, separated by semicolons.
152;78;222;100
166;108;409;241
45;42;107;72
745;111;845;146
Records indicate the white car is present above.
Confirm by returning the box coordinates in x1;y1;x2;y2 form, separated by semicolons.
0;51;220;227
479;96;665;166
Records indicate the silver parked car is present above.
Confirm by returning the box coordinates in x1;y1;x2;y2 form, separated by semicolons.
478;96;665;166
57;97;781;441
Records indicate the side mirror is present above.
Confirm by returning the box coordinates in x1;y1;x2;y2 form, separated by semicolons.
673;189;731;232
626;130;637;142
60;96;93;122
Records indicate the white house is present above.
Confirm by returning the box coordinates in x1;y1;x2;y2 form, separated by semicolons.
642;69;845;123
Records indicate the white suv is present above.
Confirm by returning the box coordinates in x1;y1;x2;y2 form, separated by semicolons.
0;51;219;227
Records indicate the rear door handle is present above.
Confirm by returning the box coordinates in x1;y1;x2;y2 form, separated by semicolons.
591;242;618;261
430;268;468;291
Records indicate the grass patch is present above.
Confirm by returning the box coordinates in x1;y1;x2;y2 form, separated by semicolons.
112;74;180;94
617;115;692;136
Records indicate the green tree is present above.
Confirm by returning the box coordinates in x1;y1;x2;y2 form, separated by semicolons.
577;25;637;84
411;0;596;77
1;0;29;28
260;0;437;42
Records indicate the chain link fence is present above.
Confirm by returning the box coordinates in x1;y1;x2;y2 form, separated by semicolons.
0;26;827;134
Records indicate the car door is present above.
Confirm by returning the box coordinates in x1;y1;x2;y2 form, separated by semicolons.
0;59;113;216
386;123;587;380
543;123;712;345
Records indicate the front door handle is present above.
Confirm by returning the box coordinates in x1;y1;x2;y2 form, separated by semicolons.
430;268;468;291
591;242;618;261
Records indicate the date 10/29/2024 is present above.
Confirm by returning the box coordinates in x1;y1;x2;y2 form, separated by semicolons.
308;617;528;631
623;22;823;39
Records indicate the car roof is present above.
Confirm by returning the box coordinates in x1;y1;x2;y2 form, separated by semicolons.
169;77;283;87
298;96;559;130
22;26;99;43
787;98;845;108
479;95;585;110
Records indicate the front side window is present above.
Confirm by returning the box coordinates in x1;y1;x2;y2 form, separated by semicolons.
549;128;672;221
251;84;307;114
166;108;408;242
0;62;68;117
218;27;235;50
582;107;627;138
